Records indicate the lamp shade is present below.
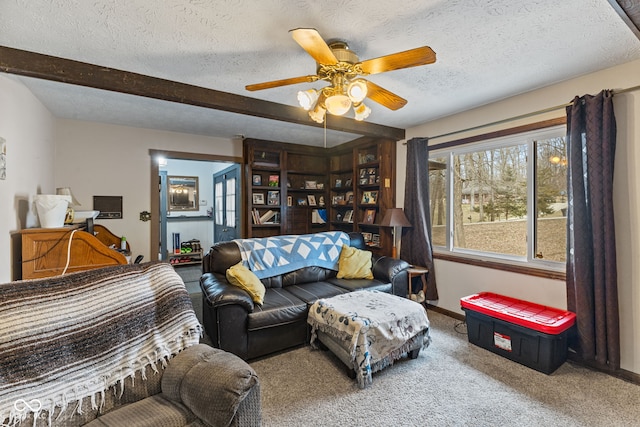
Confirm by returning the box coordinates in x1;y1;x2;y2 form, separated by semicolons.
380;208;411;227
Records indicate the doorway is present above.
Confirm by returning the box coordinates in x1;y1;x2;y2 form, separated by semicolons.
149;149;243;261
213;164;241;242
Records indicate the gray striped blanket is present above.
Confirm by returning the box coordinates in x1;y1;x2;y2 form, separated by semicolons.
0;262;202;426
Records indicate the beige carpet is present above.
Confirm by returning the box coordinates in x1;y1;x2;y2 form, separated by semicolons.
184;274;640;426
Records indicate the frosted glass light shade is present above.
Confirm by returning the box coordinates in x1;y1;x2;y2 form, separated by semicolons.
325;94;351;116
353;103;371;121
297;89;318;111
348;79;368;103
309;105;326;123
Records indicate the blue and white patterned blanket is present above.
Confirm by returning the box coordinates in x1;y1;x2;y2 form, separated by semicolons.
234;231;350;279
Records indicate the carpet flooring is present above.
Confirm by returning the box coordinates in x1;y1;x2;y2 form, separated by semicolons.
179;267;640;426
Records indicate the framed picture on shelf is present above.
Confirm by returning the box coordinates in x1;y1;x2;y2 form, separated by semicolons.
345;191;354;204
359;169;367;178
361;190;378;204
287;196;293;206
360;178;368;185
317;183;324;190
268;175;279;187
252;193;265;204
332;195;344;205
318;196;325;206
298;198;307;206
371;233;381;246
268;191;279;205
343;210;354;223
368;175;377;184
345;178;352;187
335;179;342;188
364;209;376;224
367;168;376;175
362;232;372;242
307;195;317;206
305;180;317;189
252;174;262;186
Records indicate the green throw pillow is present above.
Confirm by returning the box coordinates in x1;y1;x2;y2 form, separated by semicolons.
337;245;373;279
226;262;266;305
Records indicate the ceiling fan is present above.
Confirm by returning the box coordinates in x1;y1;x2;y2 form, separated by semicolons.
245;28;436;123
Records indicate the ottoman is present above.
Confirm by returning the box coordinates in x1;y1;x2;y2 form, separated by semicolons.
308;290;430;388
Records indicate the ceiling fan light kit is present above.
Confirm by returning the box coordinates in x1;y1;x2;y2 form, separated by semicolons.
246;28;436;124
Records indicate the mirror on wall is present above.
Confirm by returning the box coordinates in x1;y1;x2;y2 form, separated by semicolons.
168;176;199;211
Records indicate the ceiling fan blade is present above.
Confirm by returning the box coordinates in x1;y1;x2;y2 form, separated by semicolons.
289;28;338;65
365;80;407;110
360;46;436;75
245;75;319;91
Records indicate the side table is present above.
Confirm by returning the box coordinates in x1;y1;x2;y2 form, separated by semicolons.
407;266;429;303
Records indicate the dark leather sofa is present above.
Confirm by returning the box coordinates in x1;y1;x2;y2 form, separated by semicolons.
200;232;411;360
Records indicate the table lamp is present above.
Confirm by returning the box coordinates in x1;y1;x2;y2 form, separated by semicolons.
380;208;411;258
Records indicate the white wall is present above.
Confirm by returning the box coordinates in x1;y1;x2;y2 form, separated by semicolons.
400;59;640;374
54;120;242;263
0;76;56;282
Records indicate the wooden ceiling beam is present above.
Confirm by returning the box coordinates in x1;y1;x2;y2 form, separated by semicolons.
0;45;405;141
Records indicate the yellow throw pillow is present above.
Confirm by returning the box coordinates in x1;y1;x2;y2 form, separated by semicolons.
226;262;266;305
337;245;374;279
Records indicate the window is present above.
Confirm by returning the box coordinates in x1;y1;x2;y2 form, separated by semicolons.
429;125;567;267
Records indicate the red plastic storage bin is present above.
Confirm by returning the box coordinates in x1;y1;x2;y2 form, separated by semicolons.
460;292;576;374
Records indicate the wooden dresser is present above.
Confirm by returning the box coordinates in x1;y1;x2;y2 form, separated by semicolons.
20;224;129;279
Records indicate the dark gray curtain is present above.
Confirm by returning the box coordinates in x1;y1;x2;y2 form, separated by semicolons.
566;90;619;370
401;137;438;300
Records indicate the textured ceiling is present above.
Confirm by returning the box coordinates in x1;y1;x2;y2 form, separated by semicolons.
1;0;640;147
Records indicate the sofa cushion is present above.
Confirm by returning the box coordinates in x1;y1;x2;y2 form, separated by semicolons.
285;281;349;304
336;245;374;279
84;395;196;427
281;265;337;286
328;277;392;294
226;261;266;305
248;288;307;331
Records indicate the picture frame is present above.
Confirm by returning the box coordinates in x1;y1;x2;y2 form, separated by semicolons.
362;232;372;242
360;178;368;185
361;190;378;204
343;210;354;223
287;195;293;206
371;233;381;246
252;174;262;186
364;209;376;224
318;195;325;206
332;195;344;205
359;169;367;178
344;178;352;188
345;191;354;204
268;175;279;187
335;179;342;188
367;168;376;175
305;180;317;189
268;190;279;205
368;175;376;184
252;193;265;204
307;195;317;206
297;198;307;206
317;183;324;190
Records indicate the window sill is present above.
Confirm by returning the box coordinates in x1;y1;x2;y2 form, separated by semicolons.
433;251;566;281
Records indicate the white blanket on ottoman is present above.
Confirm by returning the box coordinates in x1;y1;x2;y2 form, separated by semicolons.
308;290;430;388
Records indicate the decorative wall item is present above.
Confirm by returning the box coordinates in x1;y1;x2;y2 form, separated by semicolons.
168;176;199;211
0;137;6;180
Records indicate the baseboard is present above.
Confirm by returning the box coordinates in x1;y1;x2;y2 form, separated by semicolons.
426;303;465;321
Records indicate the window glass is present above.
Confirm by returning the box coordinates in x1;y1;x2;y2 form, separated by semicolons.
535;137;567;262
429;125;566;267
225;177;236;227
215;181;223;224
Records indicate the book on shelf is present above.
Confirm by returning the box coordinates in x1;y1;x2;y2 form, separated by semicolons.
259;209;277;223
312;209;327;224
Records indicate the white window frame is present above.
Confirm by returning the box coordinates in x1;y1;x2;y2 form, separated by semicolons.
429;124;566;271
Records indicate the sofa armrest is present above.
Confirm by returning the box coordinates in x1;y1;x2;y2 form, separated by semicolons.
162;344;260;426
371;255;411;296
200;272;254;311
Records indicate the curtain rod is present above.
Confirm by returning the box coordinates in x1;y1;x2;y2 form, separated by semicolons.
411;83;640;143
